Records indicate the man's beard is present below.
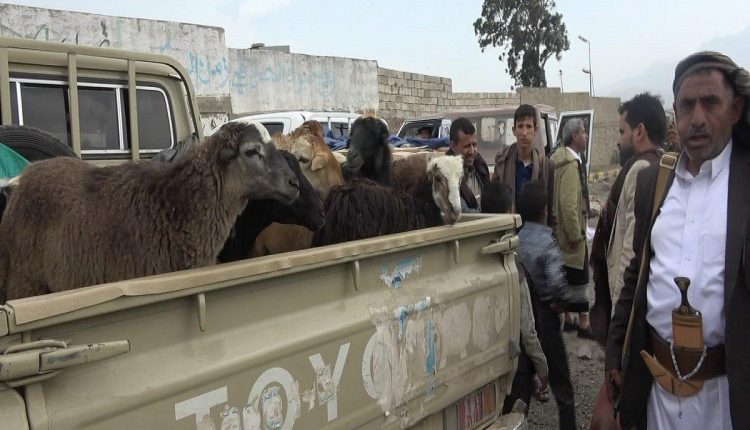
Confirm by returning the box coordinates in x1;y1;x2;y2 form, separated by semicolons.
619;142;635;167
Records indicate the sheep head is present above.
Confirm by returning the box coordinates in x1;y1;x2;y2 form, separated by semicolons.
276;150;325;231
288;121;344;201
427;155;463;225
343;116;391;185
208;120;299;205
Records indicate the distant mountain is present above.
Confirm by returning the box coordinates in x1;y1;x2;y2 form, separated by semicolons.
601;25;750;106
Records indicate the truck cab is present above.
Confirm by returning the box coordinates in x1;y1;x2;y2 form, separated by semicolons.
0;36;203;166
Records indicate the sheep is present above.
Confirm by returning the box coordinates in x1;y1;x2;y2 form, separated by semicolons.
0;121;300;300
251;121;345;256
217;150;324;263
276;120;344;200
312;155;464;247
341;116;392;186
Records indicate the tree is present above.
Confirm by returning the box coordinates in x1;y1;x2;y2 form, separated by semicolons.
474;0;570;88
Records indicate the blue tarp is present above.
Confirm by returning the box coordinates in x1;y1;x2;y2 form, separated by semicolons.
324;134;450;151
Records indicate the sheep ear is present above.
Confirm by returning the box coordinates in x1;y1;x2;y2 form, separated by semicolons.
311;155;327;171
219;147;237;164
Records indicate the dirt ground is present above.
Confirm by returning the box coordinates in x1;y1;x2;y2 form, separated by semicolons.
525;174;616;429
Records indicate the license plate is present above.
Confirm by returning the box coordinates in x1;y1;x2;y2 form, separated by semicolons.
457;381;498;430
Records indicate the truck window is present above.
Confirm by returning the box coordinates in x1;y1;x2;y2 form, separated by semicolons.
10;78;175;154
18;83;72;146
475;115;513;166
122;87;175;151
79;87;121;151
321;121;349;138
398;121;440;139
261;122;284;137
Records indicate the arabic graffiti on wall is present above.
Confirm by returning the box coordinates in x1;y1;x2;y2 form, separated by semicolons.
0;3;379;115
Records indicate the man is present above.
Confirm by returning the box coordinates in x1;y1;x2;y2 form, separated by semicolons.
492;104;556;227
550;119;591;337
605;52;750;429
588;93;665;430
417;126;432;139
590;93;666;345
446;117;490;212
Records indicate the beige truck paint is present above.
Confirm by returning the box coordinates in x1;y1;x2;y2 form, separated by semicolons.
1;216;522;429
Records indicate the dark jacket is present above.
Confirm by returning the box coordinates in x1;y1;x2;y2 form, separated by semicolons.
446;149;490;210
492;143;556;228
605;139;750;429
590;148;662;346
517;221;567;303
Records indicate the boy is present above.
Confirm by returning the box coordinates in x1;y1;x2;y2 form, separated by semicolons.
481;182;549;415
515;180;577;430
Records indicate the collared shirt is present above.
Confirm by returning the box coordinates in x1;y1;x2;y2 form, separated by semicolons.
515;159;533;208
465;168;482;207
645;141;732;429
566;146;582;163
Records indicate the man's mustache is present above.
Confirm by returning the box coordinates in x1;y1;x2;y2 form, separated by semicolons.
685;126;710;139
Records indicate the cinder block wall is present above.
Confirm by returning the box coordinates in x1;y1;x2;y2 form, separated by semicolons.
377;68;519;131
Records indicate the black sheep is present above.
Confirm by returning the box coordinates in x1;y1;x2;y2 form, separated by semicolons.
217;150;324;263
312;155;464;247
342;116;392;186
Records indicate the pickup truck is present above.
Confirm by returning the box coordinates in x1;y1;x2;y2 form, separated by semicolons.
0;37;525;430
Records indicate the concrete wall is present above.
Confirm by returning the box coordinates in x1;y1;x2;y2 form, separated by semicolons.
519;87;621;169
0;3;230;97
0;3;379;132
377;67;519;130
229;49;378;116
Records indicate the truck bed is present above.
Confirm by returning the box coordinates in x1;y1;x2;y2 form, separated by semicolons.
1;215;521;430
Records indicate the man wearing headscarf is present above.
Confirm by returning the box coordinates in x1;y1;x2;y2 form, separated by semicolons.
605;51;750;429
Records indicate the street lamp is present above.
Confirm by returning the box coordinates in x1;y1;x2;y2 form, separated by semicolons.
578;35;594;96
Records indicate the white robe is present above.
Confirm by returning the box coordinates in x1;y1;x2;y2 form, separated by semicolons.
645;142;732;429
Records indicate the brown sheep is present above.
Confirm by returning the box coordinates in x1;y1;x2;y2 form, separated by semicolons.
252;120;345;256
0;121;299;301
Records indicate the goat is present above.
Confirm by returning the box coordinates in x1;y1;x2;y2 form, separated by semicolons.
312;155;464;247
0;121;299;300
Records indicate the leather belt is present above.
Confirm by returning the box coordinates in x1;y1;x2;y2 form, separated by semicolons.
649;327;726;381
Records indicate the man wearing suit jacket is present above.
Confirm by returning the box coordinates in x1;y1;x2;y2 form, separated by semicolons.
605;51;750;429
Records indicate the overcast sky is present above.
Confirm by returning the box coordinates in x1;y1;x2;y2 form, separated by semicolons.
6;0;750;105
